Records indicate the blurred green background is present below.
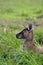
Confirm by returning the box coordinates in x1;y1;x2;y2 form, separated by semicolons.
0;0;43;65
0;0;43;19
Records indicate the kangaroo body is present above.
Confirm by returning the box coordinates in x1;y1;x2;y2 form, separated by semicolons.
23;39;43;53
16;24;43;53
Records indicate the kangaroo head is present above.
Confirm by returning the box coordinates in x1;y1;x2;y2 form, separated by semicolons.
16;24;33;41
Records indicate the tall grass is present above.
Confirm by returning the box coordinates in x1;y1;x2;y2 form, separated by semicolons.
0;25;43;65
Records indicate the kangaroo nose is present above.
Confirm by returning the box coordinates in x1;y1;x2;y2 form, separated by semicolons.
16;34;18;38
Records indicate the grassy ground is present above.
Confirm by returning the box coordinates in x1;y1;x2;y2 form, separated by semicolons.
0;20;43;65
0;0;43;20
0;0;43;65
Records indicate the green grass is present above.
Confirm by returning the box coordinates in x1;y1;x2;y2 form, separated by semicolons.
0;0;43;20
0;25;43;65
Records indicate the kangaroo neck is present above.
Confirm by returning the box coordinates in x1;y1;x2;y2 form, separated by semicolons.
25;39;34;45
26;30;34;41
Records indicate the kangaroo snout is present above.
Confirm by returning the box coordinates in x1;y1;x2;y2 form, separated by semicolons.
16;33;23;39
16;34;20;39
16;34;19;38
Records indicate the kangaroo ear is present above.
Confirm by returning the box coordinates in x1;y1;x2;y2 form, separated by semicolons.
28;24;35;30
28;24;32;30
29;24;32;30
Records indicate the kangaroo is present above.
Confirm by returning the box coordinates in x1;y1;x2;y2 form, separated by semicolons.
16;24;43;53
